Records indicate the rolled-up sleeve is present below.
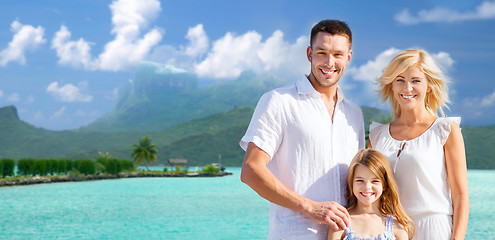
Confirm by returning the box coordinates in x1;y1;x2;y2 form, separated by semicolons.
240;91;283;159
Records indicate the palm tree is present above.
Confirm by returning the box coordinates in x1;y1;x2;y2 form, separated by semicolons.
131;136;158;171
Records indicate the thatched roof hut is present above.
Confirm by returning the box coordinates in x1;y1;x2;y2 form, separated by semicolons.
168;158;188;166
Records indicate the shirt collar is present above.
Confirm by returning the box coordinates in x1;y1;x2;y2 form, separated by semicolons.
296;75;346;104
295;76;316;95
336;86;345;105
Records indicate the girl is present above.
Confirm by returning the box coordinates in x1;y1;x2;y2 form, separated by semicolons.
328;149;414;240
369;49;469;239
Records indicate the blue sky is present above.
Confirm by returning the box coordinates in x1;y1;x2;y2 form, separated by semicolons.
0;0;494;130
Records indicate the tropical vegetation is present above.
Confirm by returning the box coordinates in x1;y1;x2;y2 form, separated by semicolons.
131;136;158;171
203;164;220;175
15;158;134;176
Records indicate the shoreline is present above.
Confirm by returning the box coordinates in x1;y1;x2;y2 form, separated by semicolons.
0;171;233;187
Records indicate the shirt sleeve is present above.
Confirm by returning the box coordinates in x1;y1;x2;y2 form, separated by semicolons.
239;91;283;159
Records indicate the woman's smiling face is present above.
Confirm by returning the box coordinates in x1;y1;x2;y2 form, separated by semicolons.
391;66;429;112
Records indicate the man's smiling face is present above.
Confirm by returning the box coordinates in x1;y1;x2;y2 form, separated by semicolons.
307;32;352;91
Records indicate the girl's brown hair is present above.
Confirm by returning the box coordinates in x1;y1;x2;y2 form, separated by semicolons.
346;149;414;239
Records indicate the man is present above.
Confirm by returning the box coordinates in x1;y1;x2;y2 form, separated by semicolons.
240;19;365;239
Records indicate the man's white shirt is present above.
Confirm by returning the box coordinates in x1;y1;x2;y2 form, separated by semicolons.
240;76;365;240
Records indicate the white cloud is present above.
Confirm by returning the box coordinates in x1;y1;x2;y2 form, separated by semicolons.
149;24;308;80
7;93;20;102
194;29;308;79
46;81;93;102
51;0;162;71
51;106;66;119
0;90;3;98
147;44;182;68
148;24;211;71
0;20;45;66
460;90;495;120
432;52;455;69
480;90;495;107
96;0;163;71
395;1;495;25
348;48;401;82
195;31;262;79
184;24;209;58
258;31;308;77
51;25;94;69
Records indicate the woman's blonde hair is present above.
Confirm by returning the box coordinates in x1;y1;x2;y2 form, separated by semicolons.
377;49;450;119
346;149;415;239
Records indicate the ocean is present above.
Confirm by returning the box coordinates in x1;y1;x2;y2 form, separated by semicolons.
0;168;492;239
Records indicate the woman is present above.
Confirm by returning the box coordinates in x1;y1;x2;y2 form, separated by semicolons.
368;49;469;239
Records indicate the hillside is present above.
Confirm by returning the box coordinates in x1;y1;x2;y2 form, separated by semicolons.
0;105;142;159
0;105;254;165
462;125;495;169
81;62;287;132
0;105;493;168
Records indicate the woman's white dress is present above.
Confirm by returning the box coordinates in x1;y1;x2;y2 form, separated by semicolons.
369;117;460;239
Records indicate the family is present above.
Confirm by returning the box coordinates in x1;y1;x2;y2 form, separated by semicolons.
239;19;469;240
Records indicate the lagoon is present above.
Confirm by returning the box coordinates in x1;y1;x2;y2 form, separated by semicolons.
0;168;493;239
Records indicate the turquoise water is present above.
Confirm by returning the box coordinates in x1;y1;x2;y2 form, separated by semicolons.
466;170;494;239
0;168;492;239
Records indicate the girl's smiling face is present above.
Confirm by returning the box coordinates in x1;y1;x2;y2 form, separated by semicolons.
352;165;384;208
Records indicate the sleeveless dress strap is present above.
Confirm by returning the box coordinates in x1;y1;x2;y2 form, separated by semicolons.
385;215;394;234
343;226;354;240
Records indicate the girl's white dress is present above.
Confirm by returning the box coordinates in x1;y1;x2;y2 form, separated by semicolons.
369;117;460;240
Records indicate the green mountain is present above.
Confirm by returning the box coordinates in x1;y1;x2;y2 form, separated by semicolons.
81;62;287;132
0;105;140;159
0;105;254;166
0;104;493;168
